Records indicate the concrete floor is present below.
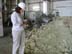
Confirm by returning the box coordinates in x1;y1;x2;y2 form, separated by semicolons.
0;36;12;54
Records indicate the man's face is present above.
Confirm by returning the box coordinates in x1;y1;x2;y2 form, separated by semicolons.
20;9;25;16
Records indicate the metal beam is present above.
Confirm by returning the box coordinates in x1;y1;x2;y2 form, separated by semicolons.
27;2;43;4
55;0;68;1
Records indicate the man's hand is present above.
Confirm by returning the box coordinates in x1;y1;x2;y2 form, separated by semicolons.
23;19;28;24
23;24;29;28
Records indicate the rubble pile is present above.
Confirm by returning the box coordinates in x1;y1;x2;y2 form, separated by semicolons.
25;17;72;54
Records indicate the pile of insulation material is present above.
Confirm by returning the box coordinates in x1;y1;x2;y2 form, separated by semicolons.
25;17;72;54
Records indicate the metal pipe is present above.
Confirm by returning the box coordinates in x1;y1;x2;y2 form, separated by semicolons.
43;0;49;15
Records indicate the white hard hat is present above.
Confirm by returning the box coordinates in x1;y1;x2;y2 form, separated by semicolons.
18;2;25;10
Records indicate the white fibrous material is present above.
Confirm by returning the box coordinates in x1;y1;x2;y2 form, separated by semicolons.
25;17;72;54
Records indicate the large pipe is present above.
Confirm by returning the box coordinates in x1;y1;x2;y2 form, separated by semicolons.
0;0;3;37
43;0;49;15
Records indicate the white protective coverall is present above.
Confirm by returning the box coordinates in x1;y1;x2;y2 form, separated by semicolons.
11;11;25;54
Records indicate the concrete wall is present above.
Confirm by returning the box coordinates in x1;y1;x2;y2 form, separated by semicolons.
25;0;44;19
26;0;72;16
25;0;43;11
53;0;72;16
25;0;50;18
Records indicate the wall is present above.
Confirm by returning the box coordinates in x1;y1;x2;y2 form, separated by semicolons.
53;0;72;16
25;0;43;19
25;0;43;11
